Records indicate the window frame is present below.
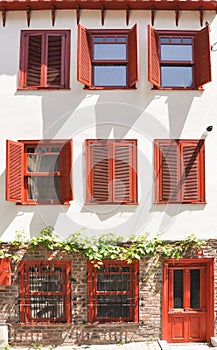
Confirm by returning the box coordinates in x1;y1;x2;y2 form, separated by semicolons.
87;260;139;323
18;30;70;90
86;139;138;204
19;260;71;324
148;25;211;90
154;139;205;204
77;24;139;89
6;139;73;205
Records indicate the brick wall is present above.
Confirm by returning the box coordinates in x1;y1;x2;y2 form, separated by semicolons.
0;242;216;346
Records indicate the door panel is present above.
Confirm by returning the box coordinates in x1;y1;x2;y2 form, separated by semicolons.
162;258;214;343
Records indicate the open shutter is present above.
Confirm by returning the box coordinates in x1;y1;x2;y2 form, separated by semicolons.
148;25;161;88
194;26;211;88
0;258;12;286
128;24;139;87
47;34;64;87
113;141;137;203
26;34;43;87
77;24;92;86
60;139;73;204
155;140;179;203
86;140;110;203
6;140;24;203
181;140;205;202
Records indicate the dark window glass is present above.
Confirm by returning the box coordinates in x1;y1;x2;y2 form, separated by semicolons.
190;269;200;308
174;270;183;308
27;176;61;200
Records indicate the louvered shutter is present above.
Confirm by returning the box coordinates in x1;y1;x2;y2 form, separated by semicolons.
113;141;137;203
194;25;211;88
60;139;73;204
128;24;139;87
181;140;205;202
6;140;24;203
77;24;92;86
155;141;179;203
47;34;64;87
87;141;110;203
26;34;42;87
148;25;161;87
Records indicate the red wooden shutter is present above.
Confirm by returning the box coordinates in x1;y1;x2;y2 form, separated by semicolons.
148;25;161;87
128;24;139;87
155;140;179;203
47;34;63;87
77;24;92;86
194;26;211;88
0;258;12;286
60;139;73;204
113;141;137;203
6;140;24;203
26;34;43;87
87;140;110;203
181;140;205;202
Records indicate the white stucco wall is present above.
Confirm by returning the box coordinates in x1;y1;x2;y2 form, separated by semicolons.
0;9;217;241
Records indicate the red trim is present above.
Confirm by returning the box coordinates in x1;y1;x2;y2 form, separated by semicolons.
0;1;216;11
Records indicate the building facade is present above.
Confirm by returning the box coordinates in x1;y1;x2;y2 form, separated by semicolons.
0;0;217;346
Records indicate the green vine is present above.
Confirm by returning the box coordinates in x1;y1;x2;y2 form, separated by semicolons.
2;226;205;263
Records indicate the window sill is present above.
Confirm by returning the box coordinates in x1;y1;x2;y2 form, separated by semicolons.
17;87;71;91
84;86;137;90
16;201;71;205
154;201;206;205
85;202;139;205
151;87;204;91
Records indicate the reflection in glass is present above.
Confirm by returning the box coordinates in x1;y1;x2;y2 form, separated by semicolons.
94;66;126;86
161;45;192;61
161;66;193;87
94;44;126;60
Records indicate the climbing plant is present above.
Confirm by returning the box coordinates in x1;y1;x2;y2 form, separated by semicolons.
1;226;205;263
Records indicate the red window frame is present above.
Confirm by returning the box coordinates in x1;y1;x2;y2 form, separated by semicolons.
18;30;70;90
6;139;73;205
19;260;71;324
87;260;139;323
77;24;139;89
86;139;138;204
154;139;205;203
148;25;211;89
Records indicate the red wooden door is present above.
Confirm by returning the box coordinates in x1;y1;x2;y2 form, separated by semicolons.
162;258;214;343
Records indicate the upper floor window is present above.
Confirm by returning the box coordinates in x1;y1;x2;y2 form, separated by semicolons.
154;139;205;203
18;30;70;89
19;260;71;323
6;139;73;205
77;25;139;89
148;25;211;89
86;139;138;204
87;260;139;323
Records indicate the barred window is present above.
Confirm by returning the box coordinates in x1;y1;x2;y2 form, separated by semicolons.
87;260;139;323
19;260;71;323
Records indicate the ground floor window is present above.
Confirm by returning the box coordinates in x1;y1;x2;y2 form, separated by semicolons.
19;260;71;323
87;260;139;323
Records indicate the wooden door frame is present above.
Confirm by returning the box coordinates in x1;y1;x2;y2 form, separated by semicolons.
162;258;214;343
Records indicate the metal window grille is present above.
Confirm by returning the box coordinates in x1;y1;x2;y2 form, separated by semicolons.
88;260;139;322
19;260;71;323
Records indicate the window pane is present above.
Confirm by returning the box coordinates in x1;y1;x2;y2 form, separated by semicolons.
161;45;192;61
174;270;183;308
190;269;200;308
27;154;60;172
27;176;61;200
161;66;193;87
97;273;130;292
30;295;64;319
94;44;126;60
94;66;126;86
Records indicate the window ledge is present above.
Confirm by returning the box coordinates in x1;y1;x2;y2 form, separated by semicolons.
85;202;139;205
154;201;206;205
84;86;137;90
151;87;204;91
